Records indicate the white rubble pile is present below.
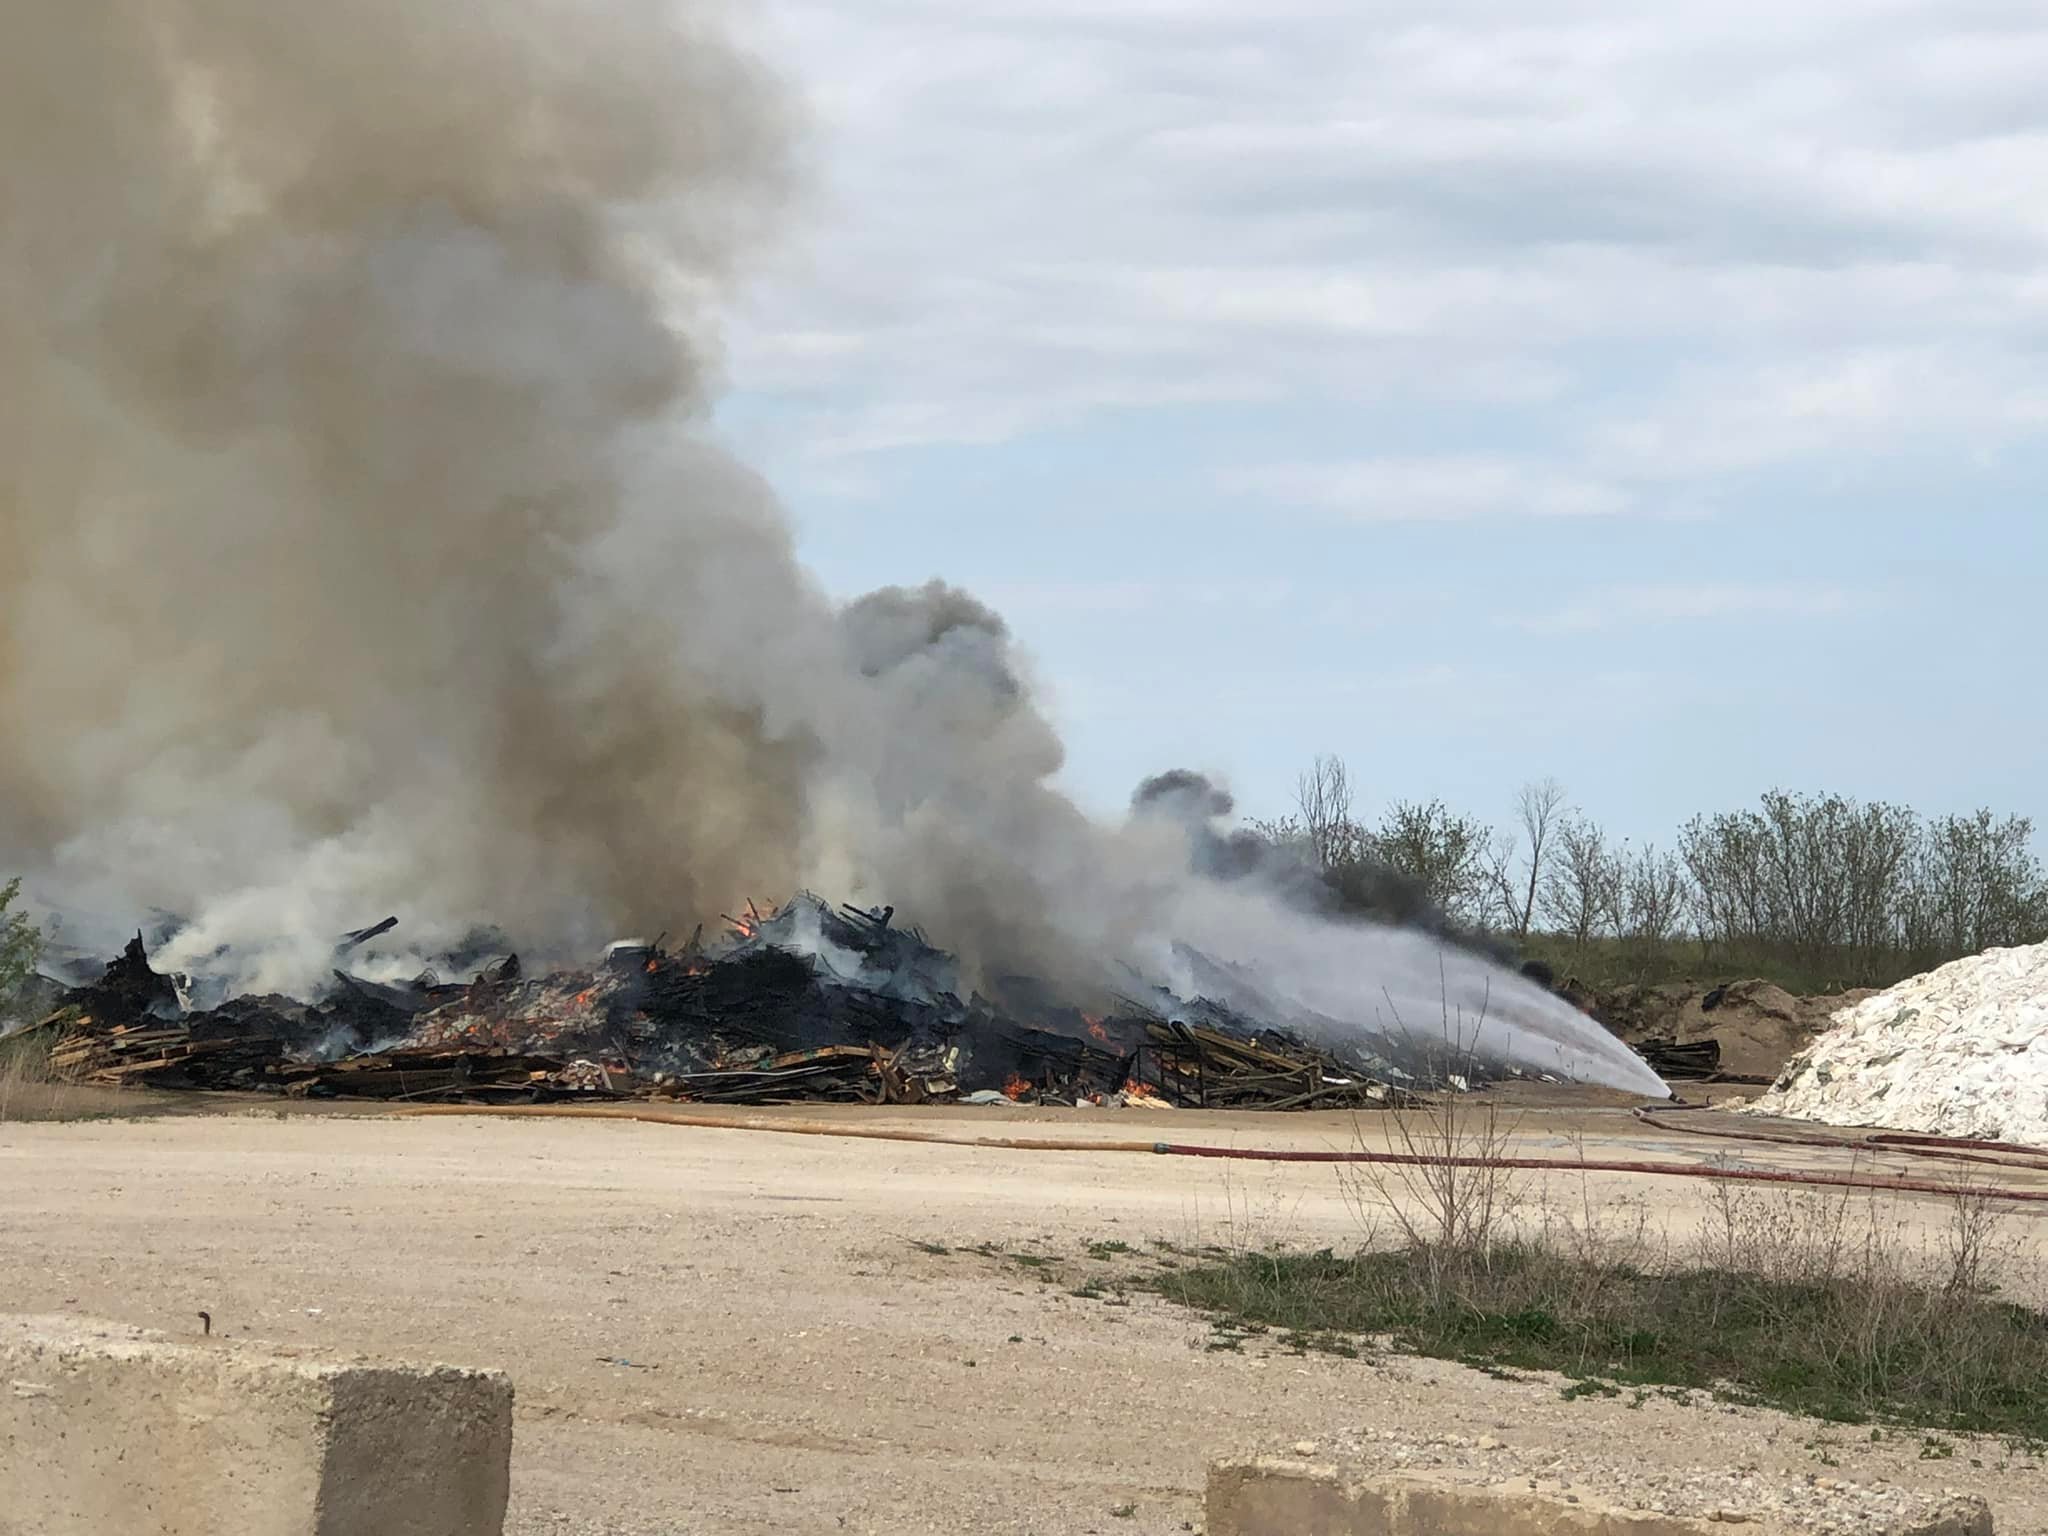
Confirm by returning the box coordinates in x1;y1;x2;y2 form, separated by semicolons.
1744;941;2048;1147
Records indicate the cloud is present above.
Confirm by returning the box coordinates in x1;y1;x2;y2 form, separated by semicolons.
1513;583;1866;635
729;0;2048;488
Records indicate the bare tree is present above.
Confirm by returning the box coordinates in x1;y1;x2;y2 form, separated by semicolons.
1618;842;1691;950
1489;778;1567;941
1677;790;2045;982
1909;810;2048;960
1539;814;1620;953
1294;754;1359;871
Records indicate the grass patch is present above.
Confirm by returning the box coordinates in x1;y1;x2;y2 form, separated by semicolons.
0;1021;158;1124
1149;1231;2048;1440
0;1024;63;1122
1139;1011;2048;1442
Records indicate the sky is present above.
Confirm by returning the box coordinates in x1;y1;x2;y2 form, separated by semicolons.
714;0;2047;840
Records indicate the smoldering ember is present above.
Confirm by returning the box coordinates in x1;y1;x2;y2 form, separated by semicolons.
22;895;1635;1109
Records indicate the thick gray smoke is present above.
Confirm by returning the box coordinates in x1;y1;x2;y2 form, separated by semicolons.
0;0;814;976
0;2;1663;1096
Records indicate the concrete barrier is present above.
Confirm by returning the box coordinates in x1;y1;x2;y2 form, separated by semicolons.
1207;1446;1993;1536
0;1315;512;1536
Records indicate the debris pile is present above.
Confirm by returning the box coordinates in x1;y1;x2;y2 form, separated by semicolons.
24;895;1454;1109
1747;940;2048;1146
1632;1037;1740;1082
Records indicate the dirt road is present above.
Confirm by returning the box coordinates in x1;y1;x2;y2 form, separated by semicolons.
3;1104;2041;1533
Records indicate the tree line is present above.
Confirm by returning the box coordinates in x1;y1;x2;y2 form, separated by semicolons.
1253;756;2048;992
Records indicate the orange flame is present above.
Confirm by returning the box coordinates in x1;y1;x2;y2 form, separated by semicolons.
1002;1073;1033;1101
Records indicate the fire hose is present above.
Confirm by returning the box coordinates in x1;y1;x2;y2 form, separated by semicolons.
1629;1103;2048;1174
399;1102;2048;1204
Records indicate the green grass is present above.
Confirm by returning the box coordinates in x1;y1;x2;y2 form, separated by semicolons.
1149;1241;2048;1441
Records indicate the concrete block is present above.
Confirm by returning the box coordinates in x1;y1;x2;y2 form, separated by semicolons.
0;1315;512;1536
1207;1446;1992;1536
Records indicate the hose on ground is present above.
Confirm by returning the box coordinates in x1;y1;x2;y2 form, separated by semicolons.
1632;1104;2048;1173
397;1102;2048;1204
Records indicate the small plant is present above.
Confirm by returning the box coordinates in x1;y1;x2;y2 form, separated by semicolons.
1561;1378;1621;1402
1334;971;1527;1328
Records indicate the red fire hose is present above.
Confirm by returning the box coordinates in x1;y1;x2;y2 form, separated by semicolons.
399;1103;2048;1204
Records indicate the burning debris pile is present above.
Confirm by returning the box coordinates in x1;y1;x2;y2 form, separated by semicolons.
22;895;1470;1110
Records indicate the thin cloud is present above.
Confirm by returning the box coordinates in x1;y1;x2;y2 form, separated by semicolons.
1229;457;1633;521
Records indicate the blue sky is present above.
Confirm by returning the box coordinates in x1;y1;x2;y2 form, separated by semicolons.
716;0;2047;839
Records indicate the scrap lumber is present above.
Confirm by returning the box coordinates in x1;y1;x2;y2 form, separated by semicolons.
275;1048;589;1101
337;916;400;953
1133;1019;1408;1110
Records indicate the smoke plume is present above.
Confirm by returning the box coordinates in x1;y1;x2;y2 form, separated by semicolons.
0;2;1663;1095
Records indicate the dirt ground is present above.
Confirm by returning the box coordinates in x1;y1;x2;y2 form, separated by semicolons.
3;1101;2043;1534
1568;977;1877;1082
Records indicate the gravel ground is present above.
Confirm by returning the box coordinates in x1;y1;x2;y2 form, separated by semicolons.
1308;1429;1990;1533
2;1103;2045;1535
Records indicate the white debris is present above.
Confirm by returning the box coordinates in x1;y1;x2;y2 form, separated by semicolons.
1743;941;2048;1147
